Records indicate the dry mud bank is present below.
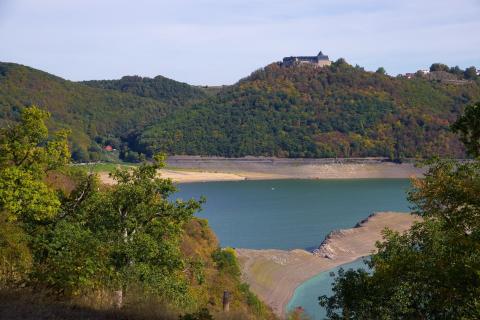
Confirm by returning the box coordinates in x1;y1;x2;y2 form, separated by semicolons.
166;156;425;181
98;157;425;184
235;212;421;316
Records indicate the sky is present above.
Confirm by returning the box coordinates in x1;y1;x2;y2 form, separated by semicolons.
0;0;479;85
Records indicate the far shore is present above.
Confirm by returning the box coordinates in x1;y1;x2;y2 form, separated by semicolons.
165;156;426;182
235;212;421;317
98;157;426;184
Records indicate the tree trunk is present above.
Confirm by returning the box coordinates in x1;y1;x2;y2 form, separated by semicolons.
223;290;230;312
114;209;128;310
113;289;123;309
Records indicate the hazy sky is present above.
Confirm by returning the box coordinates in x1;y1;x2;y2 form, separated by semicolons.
0;0;479;85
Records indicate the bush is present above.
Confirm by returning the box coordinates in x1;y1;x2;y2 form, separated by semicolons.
239;283;264;315
211;248;240;277
179;308;214;320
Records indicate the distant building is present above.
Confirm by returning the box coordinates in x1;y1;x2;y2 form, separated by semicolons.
104;145;113;152
405;73;416;79
282;51;331;67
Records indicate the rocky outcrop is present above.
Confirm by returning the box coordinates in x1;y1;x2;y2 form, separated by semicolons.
315;212;419;260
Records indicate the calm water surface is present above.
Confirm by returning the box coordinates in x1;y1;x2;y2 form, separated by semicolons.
176;179;411;250
176;179;409;318
287;258;371;320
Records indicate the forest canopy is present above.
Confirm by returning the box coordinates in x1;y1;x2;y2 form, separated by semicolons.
1;60;480;161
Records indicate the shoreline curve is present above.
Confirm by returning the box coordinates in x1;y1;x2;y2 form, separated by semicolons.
235;212;421;317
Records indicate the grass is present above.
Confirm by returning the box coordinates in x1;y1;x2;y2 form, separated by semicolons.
71;162;139;173
72;163;210;174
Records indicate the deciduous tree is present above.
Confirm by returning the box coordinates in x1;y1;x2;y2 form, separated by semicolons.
0;106;70;284
319;104;480;319
452;102;480;157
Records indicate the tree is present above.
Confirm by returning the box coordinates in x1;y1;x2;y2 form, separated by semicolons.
0;106;70;283
0;106;205;307
0;105;269;317
35;154;204;306
319;159;480;319
333;58;349;67
33;214;108;294
375;67;386;75
91;155;203;306
452;102;480;157
0;219;32;285
0;106;70;223
449;65;464;76
319;104;480;319
464;66;478;80
430;63;449;72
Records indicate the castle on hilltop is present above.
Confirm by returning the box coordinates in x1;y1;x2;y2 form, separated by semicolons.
282;51;331;67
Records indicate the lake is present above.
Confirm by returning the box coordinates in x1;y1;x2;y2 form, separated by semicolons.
176;179;410;318
176;179;411;250
287;258;371;320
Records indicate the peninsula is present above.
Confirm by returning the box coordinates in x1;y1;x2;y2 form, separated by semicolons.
235;212;421;316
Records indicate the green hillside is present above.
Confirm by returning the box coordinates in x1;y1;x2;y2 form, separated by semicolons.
1;60;480;161
0;63;199;162
137;60;480;159
82;75;208;106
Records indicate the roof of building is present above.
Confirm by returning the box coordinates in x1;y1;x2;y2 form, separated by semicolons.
317;51;329;60
283;51;329;62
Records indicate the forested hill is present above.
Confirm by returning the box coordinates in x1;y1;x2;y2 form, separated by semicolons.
81;75;208;106
0;62;201;162
1;60;480;161
136;60;480;159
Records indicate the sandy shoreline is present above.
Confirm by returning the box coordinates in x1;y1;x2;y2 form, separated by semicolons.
235;212;421;317
98;169;249;184
166;157;425;181
98;157;425;184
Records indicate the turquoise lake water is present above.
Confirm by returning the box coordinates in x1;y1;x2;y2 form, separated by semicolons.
287;258;371;320
176;179;410;318
176;179;411;250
